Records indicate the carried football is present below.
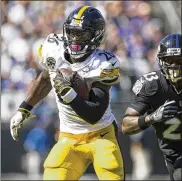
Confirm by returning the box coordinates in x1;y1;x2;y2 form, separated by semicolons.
59;68;89;100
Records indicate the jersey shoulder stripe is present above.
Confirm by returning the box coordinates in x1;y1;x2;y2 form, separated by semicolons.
95;49;121;85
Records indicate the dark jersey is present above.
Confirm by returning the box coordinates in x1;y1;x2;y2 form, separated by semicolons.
130;70;182;163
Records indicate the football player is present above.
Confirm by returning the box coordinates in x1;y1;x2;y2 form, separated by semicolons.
10;6;125;180
121;33;182;181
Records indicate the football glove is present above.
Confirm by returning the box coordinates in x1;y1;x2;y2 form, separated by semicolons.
10;108;36;141
53;71;72;97
59;69;81;87
149;100;178;123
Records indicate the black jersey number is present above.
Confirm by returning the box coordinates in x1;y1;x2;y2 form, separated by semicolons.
143;72;159;81
47;34;61;46
163;118;181;140
99;51;115;61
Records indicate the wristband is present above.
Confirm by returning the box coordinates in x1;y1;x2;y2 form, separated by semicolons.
19;101;33;111
138;115;149;130
61;88;77;103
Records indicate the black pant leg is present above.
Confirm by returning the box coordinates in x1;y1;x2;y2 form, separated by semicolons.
173;156;182;181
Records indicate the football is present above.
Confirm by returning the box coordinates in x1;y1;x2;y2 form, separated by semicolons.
59;68;89;100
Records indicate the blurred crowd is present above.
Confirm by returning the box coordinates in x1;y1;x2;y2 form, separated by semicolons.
1;0;180;178
1;0;166;122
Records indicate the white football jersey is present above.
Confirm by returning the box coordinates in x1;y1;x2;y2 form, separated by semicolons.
39;33;121;134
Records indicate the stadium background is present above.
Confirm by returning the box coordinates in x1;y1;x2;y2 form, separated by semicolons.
1;1;181;180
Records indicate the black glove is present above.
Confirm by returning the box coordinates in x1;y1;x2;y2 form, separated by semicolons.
53;71;72;98
149;100;178;123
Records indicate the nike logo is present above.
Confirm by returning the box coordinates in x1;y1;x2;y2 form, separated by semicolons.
100;132;109;137
112;61;117;66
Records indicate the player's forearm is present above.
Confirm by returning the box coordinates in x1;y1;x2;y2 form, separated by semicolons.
121;116;143;135
70;97;107;124
70;88;109;124
122;115;154;135
24;70;52;107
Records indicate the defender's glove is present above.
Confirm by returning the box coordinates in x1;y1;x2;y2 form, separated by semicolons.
149;100;178;123
10;108;36;141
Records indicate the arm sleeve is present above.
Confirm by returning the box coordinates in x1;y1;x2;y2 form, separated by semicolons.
99;56;121;85
129;76;158;115
70;87;109;124
130;94;151;115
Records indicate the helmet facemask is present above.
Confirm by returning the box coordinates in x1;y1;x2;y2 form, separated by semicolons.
63;24;105;59
158;56;182;94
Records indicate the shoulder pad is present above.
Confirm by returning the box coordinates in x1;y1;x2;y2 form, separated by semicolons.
132;71;159;96
97;50;121;85
38;33;64;70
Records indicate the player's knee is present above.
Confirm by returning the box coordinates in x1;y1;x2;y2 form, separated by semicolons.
97;153;124;171
173;168;182;181
98;157;120;170
95;152;125;180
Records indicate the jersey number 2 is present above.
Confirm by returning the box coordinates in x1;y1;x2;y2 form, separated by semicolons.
163;118;181;140
99;51;115;61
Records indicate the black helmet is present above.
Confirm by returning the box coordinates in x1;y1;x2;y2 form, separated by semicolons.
157;33;182;94
63;6;105;59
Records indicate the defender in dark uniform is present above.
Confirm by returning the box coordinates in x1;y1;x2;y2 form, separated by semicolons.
121;34;182;181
